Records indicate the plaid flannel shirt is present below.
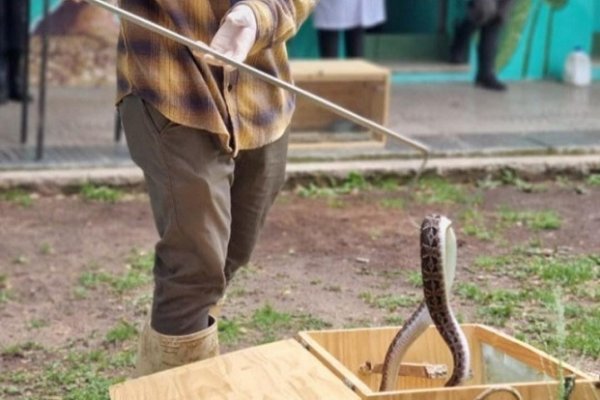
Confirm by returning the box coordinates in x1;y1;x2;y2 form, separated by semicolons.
116;0;316;154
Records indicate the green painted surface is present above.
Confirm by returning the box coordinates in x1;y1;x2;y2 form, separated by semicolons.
364;34;451;61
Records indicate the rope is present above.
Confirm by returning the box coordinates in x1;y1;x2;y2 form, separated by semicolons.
473;386;523;400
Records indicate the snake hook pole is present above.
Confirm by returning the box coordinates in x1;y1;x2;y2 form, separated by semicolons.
83;0;431;175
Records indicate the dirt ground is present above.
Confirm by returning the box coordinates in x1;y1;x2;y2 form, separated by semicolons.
0;174;599;397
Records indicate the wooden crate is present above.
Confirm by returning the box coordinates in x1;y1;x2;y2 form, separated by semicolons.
110;324;600;400
297;324;599;400
289;59;390;136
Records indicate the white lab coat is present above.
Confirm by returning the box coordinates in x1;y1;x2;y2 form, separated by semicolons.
313;0;387;30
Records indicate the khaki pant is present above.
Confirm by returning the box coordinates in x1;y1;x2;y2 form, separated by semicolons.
119;94;288;335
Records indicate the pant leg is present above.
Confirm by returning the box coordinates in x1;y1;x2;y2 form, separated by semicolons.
449;19;477;64
317;29;340;58
477;16;503;79
119;94;234;336
344;27;365;58
223;132;289;283
0;0;8;102
6;0;28;99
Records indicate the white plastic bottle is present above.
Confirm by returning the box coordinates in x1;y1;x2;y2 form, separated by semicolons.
563;46;592;87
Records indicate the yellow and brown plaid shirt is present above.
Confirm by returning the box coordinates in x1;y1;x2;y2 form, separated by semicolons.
116;0;316;154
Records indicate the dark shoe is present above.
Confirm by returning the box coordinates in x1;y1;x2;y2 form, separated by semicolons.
475;75;507;91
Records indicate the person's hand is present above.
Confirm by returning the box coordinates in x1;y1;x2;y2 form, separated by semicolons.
202;5;257;69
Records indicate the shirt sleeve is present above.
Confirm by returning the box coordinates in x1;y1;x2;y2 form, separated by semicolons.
236;0;317;53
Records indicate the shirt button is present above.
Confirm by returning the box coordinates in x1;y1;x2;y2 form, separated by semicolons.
227;84;233;92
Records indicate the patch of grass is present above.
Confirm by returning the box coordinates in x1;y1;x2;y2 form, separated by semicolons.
218;318;244;345
414;176;471;205
247;304;331;344
0;274;11;303
0;189;33;207
359;292;419;312
379;197;405;209
105;321;138;344
383;315;405;326
28;319;48;330
250;304;291;343
406;270;422;288
80;183;123;203
497;169;546;193
472;254;513;272
76;251;154;296
1;342;44;358
460;208;495;241
296;171;370;198
40;242;55;255
499;208;561;231
526;256;598;287
586;174;600;186
41;350;125;400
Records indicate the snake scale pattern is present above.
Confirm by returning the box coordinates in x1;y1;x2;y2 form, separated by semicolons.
379;214;471;391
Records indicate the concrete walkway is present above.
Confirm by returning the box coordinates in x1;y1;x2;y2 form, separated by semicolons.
0;81;598;183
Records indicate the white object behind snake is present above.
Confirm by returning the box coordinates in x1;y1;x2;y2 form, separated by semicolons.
379;215;470;391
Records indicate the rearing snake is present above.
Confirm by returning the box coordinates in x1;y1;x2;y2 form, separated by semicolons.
379;214;471;391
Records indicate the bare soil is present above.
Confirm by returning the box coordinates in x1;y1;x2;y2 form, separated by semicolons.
1;178;599;387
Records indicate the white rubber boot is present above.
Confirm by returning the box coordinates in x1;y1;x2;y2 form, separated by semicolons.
134;316;219;377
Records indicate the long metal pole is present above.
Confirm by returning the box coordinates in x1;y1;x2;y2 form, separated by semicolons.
83;0;430;169
36;0;50;160
20;0;31;144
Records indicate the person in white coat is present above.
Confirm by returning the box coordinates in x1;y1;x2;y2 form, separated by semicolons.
313;0;386;58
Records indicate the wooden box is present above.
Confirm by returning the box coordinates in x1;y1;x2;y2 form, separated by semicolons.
297;324;599;400
289;59;390;135
110;324;599;400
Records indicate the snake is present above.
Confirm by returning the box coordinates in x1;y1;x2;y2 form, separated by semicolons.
379;214;470;391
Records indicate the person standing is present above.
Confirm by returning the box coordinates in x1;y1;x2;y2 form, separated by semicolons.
313;0;386;58
0;0;29;103
115;0;316;376
450;0;514;91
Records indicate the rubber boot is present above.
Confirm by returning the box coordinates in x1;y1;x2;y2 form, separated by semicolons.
135;315;219;377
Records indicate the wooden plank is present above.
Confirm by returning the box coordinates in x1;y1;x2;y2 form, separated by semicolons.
290;60;390;82
109;339;360;400
359;381;600;400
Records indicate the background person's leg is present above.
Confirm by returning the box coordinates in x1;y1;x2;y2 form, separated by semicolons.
476;16;507;90
449;19;477;64
224;132;289;284
345;27;365;58
0;0;9;103
6;0;28;100
317;29;340;58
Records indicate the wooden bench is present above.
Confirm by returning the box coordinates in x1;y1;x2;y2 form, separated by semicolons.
289;59;391;138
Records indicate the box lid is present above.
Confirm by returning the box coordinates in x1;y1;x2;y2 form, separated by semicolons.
110;339;360;400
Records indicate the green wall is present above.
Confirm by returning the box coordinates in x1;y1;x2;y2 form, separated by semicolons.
288;0;598;82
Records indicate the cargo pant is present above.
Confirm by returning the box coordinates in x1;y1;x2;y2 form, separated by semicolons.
119;94;288;335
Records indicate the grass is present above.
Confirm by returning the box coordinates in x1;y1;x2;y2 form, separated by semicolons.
359;292;420;312
0;189;33;207
105;321;138;344
80;183;124;203
498;208;562;231
586;174;600;186
414;176;471;205
75;250;154;297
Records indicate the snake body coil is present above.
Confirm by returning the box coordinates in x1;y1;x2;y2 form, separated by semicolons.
379;215;470;391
